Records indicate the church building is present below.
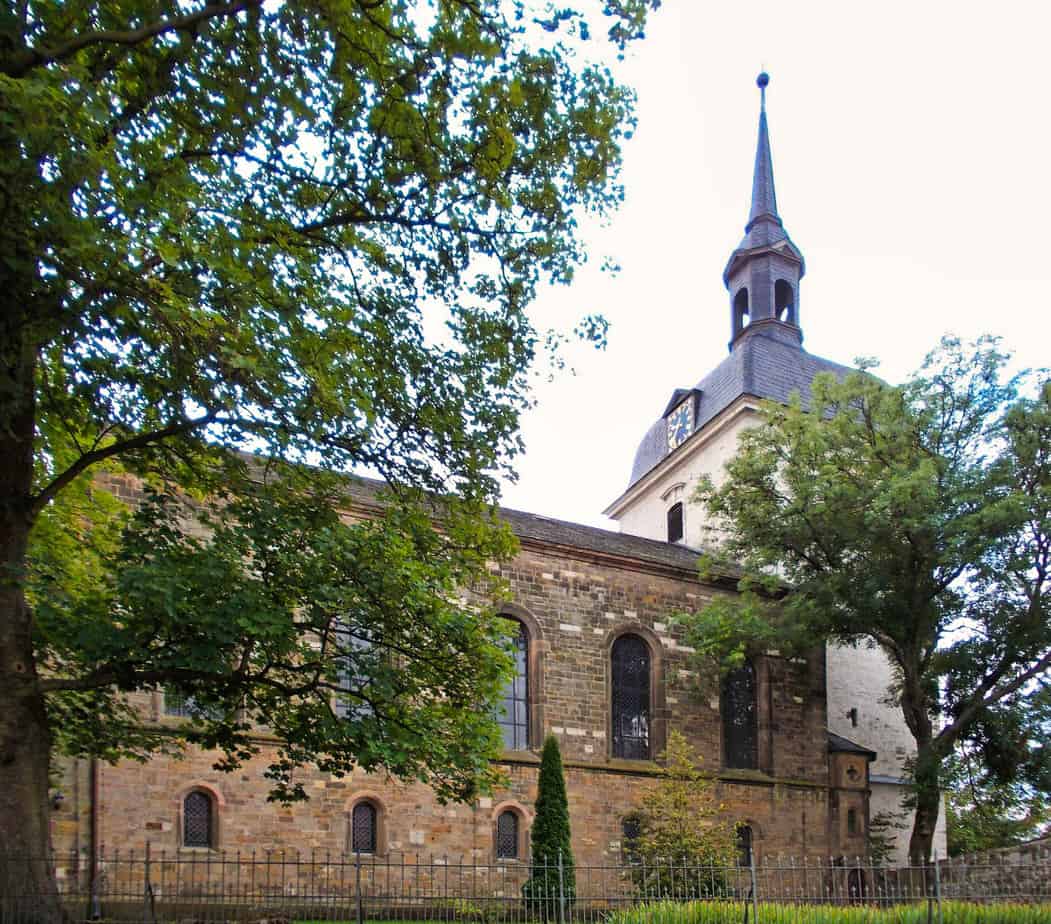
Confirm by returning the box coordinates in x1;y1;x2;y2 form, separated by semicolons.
51;75;942;875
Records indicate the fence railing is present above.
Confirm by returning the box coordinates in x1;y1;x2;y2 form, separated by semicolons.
2;847;1049;924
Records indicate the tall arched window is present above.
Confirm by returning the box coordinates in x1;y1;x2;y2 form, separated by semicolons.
495;810;520;859
722;660;758;769
667;502;684;543
351;801;377;854
497;620;529;750
611;634;650;759
182;790;214;848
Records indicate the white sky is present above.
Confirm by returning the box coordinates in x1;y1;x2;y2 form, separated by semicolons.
498;0;1051;529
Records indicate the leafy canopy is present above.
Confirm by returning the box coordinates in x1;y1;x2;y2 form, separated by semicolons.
679;338;1051;860
1;0;657;803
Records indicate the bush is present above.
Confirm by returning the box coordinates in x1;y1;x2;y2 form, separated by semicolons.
522;735;575;916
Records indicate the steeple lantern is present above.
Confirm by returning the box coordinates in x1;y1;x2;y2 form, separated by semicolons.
723;73;806;351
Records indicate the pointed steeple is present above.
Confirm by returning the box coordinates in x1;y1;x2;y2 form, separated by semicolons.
723;72;805;350
748;72;779;227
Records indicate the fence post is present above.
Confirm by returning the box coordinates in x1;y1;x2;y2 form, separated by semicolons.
557;850;566;924
932;851;943;924
355;851;363;924
143;841;155;924
749;847;759;924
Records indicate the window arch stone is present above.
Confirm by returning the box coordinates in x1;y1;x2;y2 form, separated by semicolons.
346;792;388;856
176;783;223;849
605;625;666;761
490;801;531;863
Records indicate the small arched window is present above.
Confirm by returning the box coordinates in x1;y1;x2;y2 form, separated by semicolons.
621;813;642;864
736;825;753;868
497;619;529;750
495;810;520;859
611;634;651;759
733;288;750;336
182;790;214;848
351;801;377;854
723;660;758;770
847;808;859;835
667;502;684;544
774;279;794;324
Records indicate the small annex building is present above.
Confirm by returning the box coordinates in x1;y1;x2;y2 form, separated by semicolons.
51;75;943;874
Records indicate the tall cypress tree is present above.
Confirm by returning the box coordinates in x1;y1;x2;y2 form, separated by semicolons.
523;735;576;913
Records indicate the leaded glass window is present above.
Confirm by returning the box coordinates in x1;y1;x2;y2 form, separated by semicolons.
336;626;375;720
351;801;377;854
723;660;758;769
611;634;650;759
736;825;753;868
497;620;529;750
183;791;212;848
496;810;519;859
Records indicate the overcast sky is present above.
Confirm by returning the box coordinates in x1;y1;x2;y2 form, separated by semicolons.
497;0;1051;529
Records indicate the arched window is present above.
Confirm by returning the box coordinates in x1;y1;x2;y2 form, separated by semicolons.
736;825;753;868
722;660;758;769
497;619;529;750
733;288;750;336
847;808;859;835
611;634;651;759
666;502;684;544
621;813;642;864
351;800;377;854
495;810;520;859
774;279;794;323
182;790;214;848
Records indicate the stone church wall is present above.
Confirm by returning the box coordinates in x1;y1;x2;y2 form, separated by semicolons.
50;527;839;867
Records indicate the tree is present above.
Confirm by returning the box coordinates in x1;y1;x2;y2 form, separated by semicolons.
523;734;575;914
680;338;1051;864
0;0;657;908
943;688;1051;856
622;731;737;896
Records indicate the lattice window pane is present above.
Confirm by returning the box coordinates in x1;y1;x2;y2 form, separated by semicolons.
496;811;519;859
351;802;376;854
183;792;212;848
723;661;758;769
736;825;752;868
611;635;650;759
496;621;529;750
165;689;194;717
336;627;375;720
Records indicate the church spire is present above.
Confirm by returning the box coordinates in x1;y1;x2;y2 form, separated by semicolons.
722;72;805;350
748;72;778;227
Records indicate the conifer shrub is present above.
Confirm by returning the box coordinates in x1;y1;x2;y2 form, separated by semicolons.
522;735;575;916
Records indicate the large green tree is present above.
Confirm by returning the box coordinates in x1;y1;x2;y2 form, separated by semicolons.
680;338;1051;864
0;0;656;906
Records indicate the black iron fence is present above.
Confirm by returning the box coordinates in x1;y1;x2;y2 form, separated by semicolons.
2;848;1050;924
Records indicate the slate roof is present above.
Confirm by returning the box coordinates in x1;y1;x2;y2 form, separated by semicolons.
628;326;854;487
340;472;733;580
827;731;877;760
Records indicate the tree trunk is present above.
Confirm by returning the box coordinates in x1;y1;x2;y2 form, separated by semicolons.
0;315;64;921
899;664;941;865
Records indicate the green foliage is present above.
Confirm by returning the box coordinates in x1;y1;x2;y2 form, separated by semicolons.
523;735;575;912
867;811;908;868
605;900;1051;924
0;0;658;812
623;732;738;897
679;337;1051;862
944;741;1049;857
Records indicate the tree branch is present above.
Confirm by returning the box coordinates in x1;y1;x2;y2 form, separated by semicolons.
29;412;217;516
3;0;263;78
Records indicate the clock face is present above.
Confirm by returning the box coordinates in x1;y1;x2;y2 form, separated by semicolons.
666;400;693;451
